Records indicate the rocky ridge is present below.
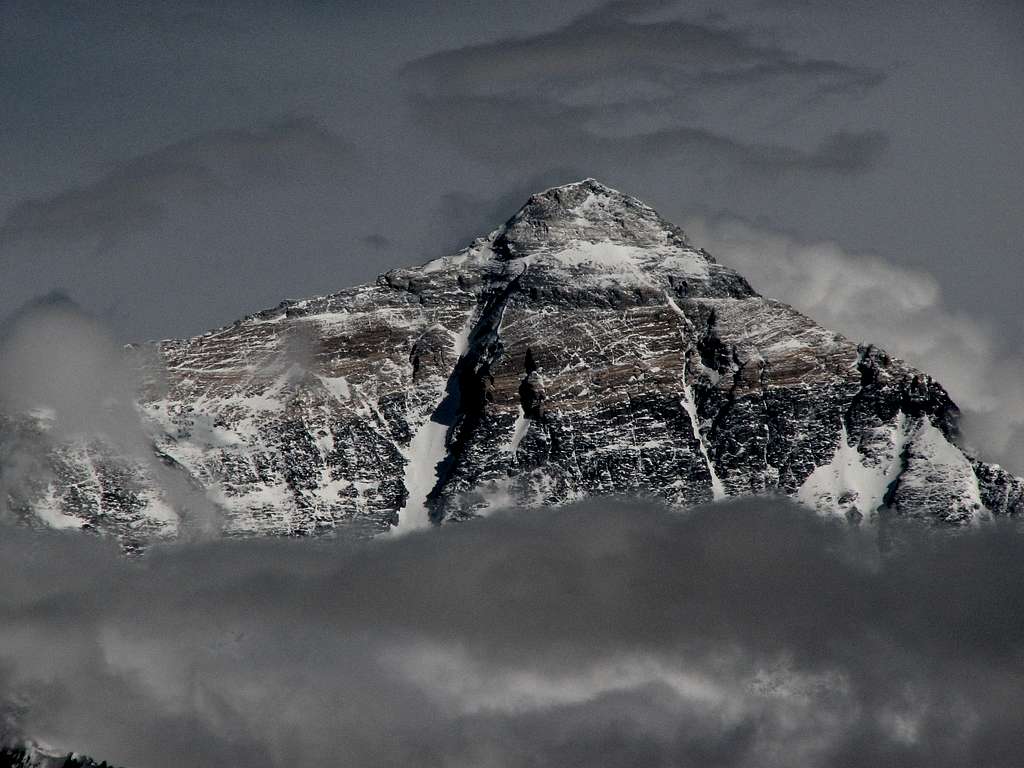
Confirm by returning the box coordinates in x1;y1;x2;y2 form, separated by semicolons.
0;743;115;768
3;179;1022;547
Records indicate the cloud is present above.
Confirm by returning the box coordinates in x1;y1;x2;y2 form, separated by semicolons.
621;125;889;175
401;0;888;174
0;118;354;245
0;293;138;440
686;215;1024;474
359;234;393;250
0;117;379;342
0;296;221;537
0;499;1023;767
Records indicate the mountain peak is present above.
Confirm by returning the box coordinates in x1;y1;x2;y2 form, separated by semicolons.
493;178;691;259
536;177;620;198
10;180;1024;549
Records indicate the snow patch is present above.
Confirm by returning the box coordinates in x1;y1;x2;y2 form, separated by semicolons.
138;487;181;527
394;417;450;532
680;384;726;501
32;486;86;530
897;420;987;524
667;292;725;501
797;416;910;519
393;313;475;534
319;374;351;401
541;241;709;283
508;408;530;455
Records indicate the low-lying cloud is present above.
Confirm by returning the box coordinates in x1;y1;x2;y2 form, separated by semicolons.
687;215;1024;475
1;499;1023;767
0;293;140;442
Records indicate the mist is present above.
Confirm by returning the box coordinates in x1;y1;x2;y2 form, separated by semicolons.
0;499;1022;767
0;296;221;537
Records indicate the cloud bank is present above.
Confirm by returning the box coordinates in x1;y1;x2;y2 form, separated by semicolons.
687;215;1024;475
1;500;1023;767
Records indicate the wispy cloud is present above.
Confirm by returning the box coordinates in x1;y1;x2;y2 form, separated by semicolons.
402;0;889;174
0;118;354;246
0;297;221;537
0;117;374;341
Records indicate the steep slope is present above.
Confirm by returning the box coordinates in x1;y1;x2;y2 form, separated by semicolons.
4;180;1022;544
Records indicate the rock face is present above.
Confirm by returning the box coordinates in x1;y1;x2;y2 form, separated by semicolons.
3;179;1022;546
0;743;116;768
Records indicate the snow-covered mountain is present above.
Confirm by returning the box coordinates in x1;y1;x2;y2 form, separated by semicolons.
0;742;115;768
3;179;1022;548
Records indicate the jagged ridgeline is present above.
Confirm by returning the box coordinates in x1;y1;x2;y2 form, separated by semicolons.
0;744;117;768
3;180;1022;547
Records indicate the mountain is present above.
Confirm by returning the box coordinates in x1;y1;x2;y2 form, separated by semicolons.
0;743;116;768
2;179;1021;548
